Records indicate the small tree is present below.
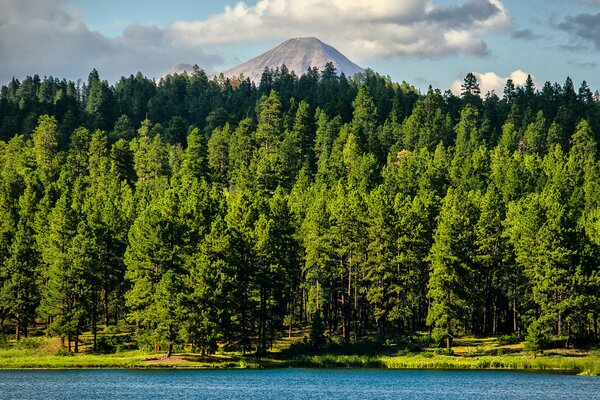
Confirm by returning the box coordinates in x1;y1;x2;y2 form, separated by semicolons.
524;321;549;357
310;309;326;349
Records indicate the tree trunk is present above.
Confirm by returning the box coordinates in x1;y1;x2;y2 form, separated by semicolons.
446;336;452;349
288;294;295;339
492;301;497;335
15;316;20;341
166;342;173;358
92;292;98;351
74;335;79;353
104;287;111;326
258;286;267;355
345;256;352;343
513;298;517;334
316;281;320;311
341;258;350;343
93;313;98;352
558;313;562;337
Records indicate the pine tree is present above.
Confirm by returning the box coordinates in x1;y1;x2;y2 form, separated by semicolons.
207;123;230;184
124;190;186;330
427;187;479;348
352;85;378;156
1;183;40;340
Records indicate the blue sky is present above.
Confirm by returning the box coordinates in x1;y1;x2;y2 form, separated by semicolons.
2;0;600;93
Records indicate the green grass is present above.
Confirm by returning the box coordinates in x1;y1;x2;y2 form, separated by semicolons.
0;335;598;374
286;353;600;374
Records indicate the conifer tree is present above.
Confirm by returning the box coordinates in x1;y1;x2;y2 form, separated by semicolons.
427;187;479;348
1;183;40;340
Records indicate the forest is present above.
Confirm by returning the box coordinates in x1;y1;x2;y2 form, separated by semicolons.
0;64;599;355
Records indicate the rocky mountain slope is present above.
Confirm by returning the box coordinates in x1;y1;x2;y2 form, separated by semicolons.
163;37;364;83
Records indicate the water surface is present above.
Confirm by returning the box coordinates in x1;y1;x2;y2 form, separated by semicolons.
0;369;598;400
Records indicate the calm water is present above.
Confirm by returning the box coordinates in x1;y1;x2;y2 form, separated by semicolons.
0;369;598;400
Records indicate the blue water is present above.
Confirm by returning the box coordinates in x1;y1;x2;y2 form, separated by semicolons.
0;369;598;400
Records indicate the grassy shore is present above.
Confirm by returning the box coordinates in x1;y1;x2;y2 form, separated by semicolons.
0;335;598;375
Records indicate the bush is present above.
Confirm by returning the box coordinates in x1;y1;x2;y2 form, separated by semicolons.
571;332;598;349
134;329;154;352
433;348;454;356
103;325;122;335
283;338;312;355
498;333;521;345
0;334;9;349
17;337;43;349
310;310;326;348
524;322;549;357
492;348;505;356
55;346;74;356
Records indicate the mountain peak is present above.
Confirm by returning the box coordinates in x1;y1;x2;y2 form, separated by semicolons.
162;63;195;78
222;37;363;83
287;37;322;43
161;63;217;81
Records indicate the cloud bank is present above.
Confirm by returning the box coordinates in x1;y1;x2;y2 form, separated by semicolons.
169;0;511;59
0;0;511;83
0;0;220;83
558;12;600;50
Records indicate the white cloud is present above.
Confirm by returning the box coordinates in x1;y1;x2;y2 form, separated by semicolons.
0;0;221;83
450;70;539;95
0;0;512;83
168;0;511;59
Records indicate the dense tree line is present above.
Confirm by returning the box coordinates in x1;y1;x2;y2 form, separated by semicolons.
0;65;600;353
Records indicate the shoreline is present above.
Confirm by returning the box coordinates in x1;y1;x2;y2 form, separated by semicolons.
0;354;598;375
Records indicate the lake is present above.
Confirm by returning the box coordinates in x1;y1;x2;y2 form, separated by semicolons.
0;369;598;400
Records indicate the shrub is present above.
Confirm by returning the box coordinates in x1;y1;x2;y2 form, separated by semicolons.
498;333;521;345
55;346;74;356
103;325;121;335
310;310;326;348
571;332;598;349
284;338;312;355
524;322;549;357
17;337;43;349
433;348;454;356
134;329;154;352
0;334;9;349
96;333;133;353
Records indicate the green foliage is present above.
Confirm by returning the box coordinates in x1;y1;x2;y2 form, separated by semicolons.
96;334;131;354
524;322;550;356
55;346;74;357
310;310;326;348
16;337;44;350
497;333;522;345
0;67;600;357
433;348;454;356
427;187;479;348
134;329;155;352
0;334;8;349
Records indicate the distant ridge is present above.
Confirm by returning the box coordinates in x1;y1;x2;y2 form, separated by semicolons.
222;37;364;83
